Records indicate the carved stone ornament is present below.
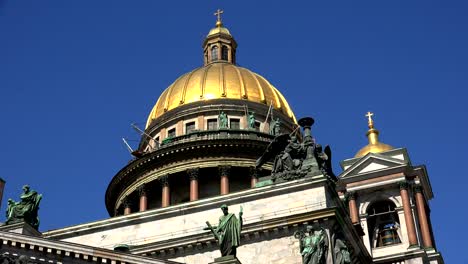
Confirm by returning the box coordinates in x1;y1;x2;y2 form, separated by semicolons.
122;196;131;209
399;181;409;190
137;184;147;196
0;253;35;264
414;185;423;193
159;175;170;187
249;166;258;179
218;166;231;177
345;191;356;201
187;168;200;181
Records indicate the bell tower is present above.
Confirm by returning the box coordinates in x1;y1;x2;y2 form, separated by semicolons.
337;113;444;263
203;9;237;65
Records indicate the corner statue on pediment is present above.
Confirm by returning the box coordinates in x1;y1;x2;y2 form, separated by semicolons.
206;204;243;258
5;185;42;230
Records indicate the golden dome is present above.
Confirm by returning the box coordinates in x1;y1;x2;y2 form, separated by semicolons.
146;62;296;128
354;112;394;158
207;26;231;37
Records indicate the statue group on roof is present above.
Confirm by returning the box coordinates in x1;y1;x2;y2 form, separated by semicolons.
5;185;42;230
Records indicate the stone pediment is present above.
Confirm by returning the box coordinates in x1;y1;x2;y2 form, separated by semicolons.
339;152;407;179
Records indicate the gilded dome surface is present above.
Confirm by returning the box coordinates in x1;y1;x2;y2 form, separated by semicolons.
354;141;394;158
354;113;394;158
146;62;296;128
207;26;231;37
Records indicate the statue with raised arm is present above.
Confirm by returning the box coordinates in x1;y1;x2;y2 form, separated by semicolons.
206;204;243;257
5;185;42;230
218;111;228;129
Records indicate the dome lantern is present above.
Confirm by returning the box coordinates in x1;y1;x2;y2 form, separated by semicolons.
203;9;237;65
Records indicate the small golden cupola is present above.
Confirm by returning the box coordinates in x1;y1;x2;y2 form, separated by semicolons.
203;9;237;65
354;112;394;158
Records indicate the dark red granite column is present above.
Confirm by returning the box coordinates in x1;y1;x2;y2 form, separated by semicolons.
400;181;418;246
219;166;231;195
188;168;199;202
415;185;433;248
138;185;147;212
250;167;258;188
347;191;360;224
123;197;131;215
160;175;170;208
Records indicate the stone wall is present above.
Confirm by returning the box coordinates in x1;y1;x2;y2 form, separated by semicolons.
170;235;302;264
45;180;330;250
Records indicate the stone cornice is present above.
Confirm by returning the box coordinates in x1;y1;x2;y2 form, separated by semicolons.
0;230;178;264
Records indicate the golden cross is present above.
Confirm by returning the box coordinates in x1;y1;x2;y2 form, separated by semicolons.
214;9;224;25
365;111;374;127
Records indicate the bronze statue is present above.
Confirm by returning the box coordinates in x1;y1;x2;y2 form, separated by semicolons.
206;204;243;257
294;225;328;264
334;236;351;264
5;185;42;230
218;111;228;129
269;118;281;136
314;144;336;181
248;112;256;129
272;135;306;173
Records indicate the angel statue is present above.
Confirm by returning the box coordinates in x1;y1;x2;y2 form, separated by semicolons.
294;225;329;264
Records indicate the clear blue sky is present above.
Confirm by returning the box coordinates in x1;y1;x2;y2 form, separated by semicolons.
1;1;466;262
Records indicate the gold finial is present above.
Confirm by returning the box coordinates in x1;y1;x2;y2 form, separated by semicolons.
365;111;379;145
214;9;224;27
365;111;374;129
354;111;394;157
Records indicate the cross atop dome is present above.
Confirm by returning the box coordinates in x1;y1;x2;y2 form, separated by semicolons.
214;9;224;27
365;111;374;128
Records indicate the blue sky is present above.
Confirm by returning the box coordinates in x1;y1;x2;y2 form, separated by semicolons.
1;1;466;262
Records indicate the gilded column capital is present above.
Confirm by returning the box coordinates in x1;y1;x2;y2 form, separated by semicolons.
137;184;147;196
399;181;409;190
249;166;259;179
187;168;200;181
345;191;357;200
414;185;423;193
218;165;231;177
122;196;131;208
159;175;170;187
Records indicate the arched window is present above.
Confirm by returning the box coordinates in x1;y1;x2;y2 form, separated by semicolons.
222;46;229;60
211;46;219;61
367;200;401;248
